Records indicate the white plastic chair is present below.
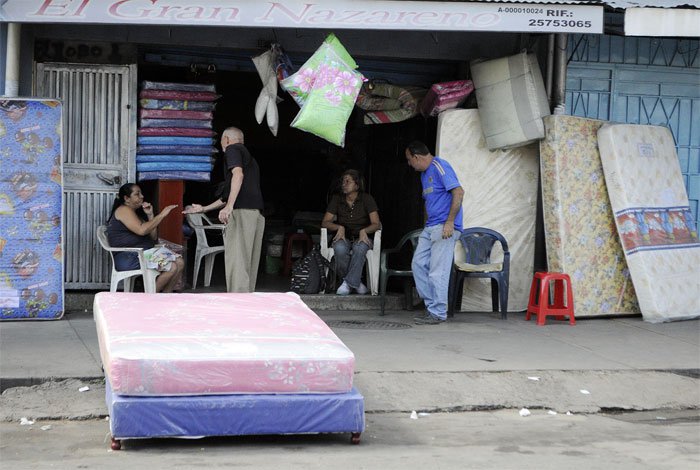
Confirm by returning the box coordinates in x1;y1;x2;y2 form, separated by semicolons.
96;225;157;293
185;213;225;288
320;228;382;295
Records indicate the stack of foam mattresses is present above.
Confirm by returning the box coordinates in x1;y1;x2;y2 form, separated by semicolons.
94;292;365;448
436;109;539;312
137;81;218;182
540;115;639;317
597;124;700;323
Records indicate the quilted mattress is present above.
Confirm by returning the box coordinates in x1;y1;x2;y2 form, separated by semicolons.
540;115;639;317
470;52;550;150
597;124;700;322
94;292;356;395
436;109;538;312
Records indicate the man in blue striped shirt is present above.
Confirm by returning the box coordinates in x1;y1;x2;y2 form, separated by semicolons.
405;141;464;324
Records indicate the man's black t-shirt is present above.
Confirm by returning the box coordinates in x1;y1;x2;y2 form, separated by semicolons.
220;143;264;211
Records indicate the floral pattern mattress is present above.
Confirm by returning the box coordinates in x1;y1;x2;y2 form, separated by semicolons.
597;124;700;322
540;115;639;317
94;292;355;396
436;109;538;312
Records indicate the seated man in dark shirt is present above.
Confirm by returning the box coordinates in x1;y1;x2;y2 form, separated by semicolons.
321;170;381;295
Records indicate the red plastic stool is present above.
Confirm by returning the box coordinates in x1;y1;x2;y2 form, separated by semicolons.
526;272;576;326
282;232;313;277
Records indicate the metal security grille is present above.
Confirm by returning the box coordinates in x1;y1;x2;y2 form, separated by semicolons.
36;63;137;288
325;320;412;330
566;35;700;234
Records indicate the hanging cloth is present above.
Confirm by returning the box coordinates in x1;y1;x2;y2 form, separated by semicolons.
252;47;280;136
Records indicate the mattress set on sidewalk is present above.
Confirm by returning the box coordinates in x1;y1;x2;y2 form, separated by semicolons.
94;292;364;447
540;116;639;317
436;109;538;312
597;124;700;323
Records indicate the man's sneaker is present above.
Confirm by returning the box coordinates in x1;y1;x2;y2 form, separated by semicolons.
336;281;351;296
355;283;369;295
414;311;428;320
414;313;445;325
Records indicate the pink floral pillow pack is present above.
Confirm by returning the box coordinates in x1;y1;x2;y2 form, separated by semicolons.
281;34;364;147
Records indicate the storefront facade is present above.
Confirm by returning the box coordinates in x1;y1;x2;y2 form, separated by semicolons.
1;0;697;290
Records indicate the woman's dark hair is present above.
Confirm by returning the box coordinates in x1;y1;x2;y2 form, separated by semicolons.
107;183;146;222
407;140;430;156
341;169;365;193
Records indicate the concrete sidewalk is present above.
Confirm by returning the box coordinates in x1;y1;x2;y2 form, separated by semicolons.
1;308;699;418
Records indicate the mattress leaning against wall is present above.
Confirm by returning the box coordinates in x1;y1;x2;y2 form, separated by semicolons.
540;115;639;317
470;52;550;151
597;124;700;323
0;99;64;320
436;109;538;312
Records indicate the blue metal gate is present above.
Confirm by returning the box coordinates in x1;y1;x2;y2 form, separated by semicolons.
565;35;700;234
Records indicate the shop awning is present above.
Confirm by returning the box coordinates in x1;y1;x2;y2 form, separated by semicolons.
0;0;605;34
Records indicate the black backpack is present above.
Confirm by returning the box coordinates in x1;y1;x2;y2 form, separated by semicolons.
290;245;329;294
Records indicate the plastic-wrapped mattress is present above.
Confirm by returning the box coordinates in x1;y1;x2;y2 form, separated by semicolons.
540;115;639;317
137;171;210;182
139;99;215;111
94;292;356;395
107;381;365;440
137;127;215;137
597;124;700;322
0;99;64;320
136;161;211;172
471;52;550;150
139;109;213;120
139;118;212;129
137;136;213;146
436;109;538;312
136;145;216;155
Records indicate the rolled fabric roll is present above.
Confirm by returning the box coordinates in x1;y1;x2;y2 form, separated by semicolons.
357;84;428;125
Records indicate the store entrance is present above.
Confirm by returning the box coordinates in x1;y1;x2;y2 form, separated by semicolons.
138;55;440;293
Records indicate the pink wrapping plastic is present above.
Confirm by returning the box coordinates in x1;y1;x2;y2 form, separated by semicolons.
137;127;216;137
93;292;356;396
420;80;474;117
139;109;213;120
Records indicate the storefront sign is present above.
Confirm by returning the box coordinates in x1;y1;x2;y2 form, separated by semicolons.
1;1;603;34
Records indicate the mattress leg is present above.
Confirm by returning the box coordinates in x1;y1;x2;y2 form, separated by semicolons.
351;432;361;445
110;437;122;451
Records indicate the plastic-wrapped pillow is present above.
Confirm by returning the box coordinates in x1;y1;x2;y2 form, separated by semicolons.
290;42;363;147
280;33;358;108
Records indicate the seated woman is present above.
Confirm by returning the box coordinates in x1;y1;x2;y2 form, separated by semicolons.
106;183;184;293
321;170;381;295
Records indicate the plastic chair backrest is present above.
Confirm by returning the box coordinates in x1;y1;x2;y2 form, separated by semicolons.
96;225;115;257
385;229;422;271
186;213;221;250
455;227;509;266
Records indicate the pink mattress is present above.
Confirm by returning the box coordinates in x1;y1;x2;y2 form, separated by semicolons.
93;292;355;396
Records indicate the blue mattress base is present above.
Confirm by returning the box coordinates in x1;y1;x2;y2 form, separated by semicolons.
106;382;365;440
